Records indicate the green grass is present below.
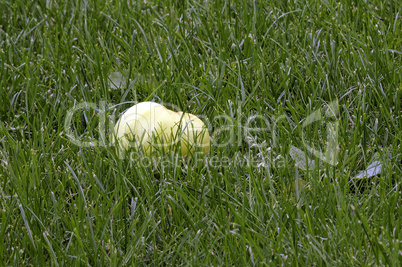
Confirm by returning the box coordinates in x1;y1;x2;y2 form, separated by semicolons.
1;0;401;265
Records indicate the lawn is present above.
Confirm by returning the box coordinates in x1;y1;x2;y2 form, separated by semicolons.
0;0;401;265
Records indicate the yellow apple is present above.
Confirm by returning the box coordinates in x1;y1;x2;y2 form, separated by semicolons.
114;102;210;156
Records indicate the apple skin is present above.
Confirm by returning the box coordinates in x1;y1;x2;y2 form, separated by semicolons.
114;102;210;156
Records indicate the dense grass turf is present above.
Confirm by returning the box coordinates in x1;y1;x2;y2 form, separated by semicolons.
1;0;401;265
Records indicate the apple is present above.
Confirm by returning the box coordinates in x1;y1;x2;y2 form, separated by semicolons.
114;102;210;156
